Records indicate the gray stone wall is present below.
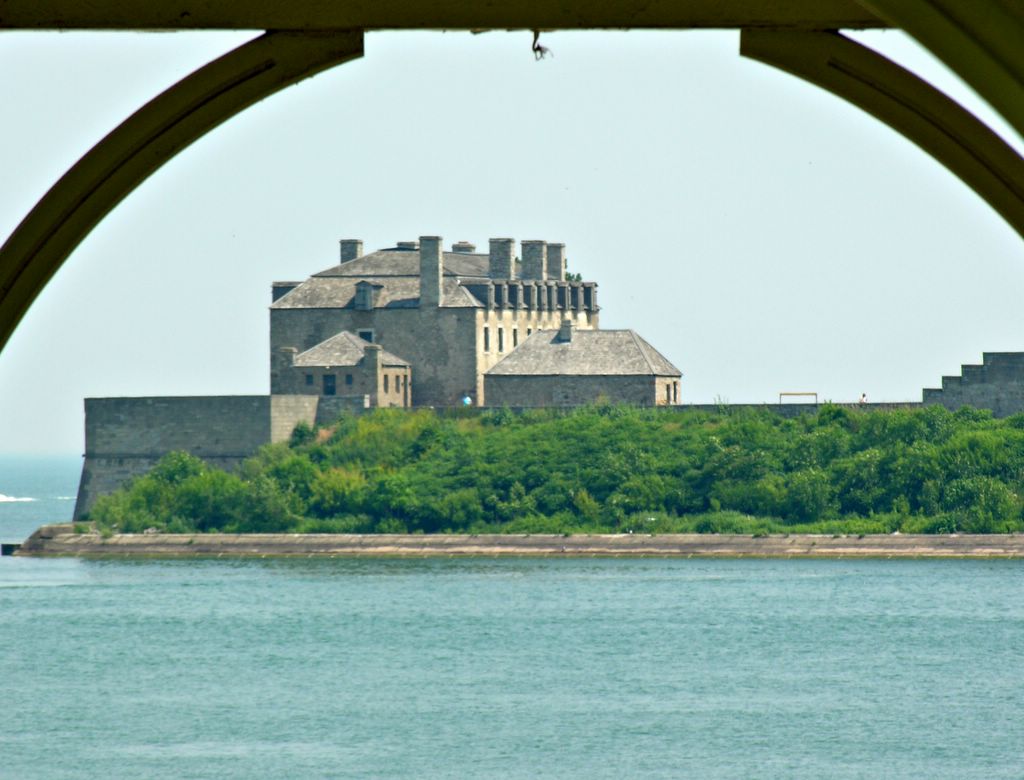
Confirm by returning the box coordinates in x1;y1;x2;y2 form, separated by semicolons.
277;361;380;402
679;402;922;418
314;395;370;425
923;352;1024;417
83;396;274;457
484;374;665;407
74;455;251;522
269;395;321;443
74;395;320;519
272;307;479;407
270;309;355;391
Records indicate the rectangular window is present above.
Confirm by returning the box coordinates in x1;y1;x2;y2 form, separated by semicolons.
345;373;353;385
498;327;504;352
323;375;336;396
305;374;313;386
384;375;389;393
513;328;518;347
357;329;374;343
673;382;678;403
665;384;671;403
484;326;490;352
527;328;532;336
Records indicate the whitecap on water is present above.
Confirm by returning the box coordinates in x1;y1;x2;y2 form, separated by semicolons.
0;493;36;503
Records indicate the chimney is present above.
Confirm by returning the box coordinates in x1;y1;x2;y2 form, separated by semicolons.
452;241;476;253
419;235;443;308
364;343;382;370
339;239;363;263
558;318;573;342
396;240;419;250
522;240;547;280
488;237;515;280
547;243;566;281
272;282;299;302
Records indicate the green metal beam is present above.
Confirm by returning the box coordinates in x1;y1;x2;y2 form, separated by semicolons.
5;2;1024;357
0;30;363;354
0;0;888;31
741;29;1024;240
858;0;1024;141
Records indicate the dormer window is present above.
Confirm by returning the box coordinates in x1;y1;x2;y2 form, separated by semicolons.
354;281;379;311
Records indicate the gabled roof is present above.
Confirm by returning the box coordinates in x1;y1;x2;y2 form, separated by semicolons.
485;329;681;377
293;331;409;368
271;277;483;309
312;248;517;279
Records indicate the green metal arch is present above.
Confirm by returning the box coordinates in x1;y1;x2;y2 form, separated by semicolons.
4;4;1024;356
858;0;1024;142
741;29;1024;241
0;30;363;353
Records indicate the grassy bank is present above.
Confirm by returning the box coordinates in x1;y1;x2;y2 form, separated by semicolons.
86;404;1024;535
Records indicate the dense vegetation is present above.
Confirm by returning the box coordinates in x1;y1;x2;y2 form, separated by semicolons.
87;404;1024;535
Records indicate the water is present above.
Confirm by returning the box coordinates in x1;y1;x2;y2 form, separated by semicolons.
0;454;81;543
1;462;1023;778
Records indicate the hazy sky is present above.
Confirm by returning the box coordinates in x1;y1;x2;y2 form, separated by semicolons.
1;29;1023;455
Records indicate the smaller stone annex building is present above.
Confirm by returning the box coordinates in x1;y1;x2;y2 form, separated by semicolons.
485;320;681;407
277;331;411;408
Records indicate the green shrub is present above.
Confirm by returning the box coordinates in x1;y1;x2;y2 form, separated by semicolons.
289;420;315;447
86;405;1024;535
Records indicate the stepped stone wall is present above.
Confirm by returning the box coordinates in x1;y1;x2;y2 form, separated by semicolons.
922;353;1024;417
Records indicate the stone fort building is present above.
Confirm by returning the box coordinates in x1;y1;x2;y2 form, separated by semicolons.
74;235;682;517
72;232;1024;521
270;235;684;408
270;236;608;407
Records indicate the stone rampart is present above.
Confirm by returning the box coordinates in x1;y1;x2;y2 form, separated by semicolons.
270;395;321;442
69;390;1005;521
473;401;922;417
83;396;274;457
314;395;370;425
678;401;922;418
74;395;320;520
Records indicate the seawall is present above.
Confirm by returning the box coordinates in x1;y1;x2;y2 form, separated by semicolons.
19;525;1024;558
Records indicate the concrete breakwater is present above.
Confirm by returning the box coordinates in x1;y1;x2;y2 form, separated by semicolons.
18;525;1024;558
